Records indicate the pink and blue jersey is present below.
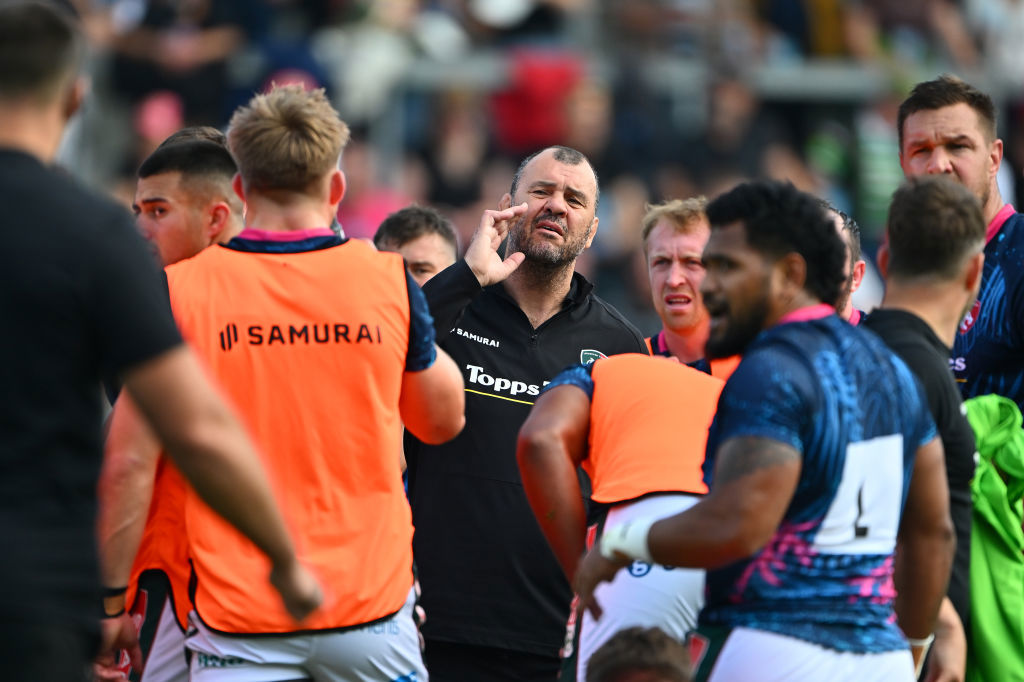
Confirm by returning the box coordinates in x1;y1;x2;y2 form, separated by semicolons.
700;312;936;653
952;206;1024;411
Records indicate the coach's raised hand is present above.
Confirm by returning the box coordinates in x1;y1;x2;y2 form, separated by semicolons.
465;202;528;287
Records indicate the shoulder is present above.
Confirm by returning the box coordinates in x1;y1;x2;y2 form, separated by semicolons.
16;157;133;231
863;313;944;378
597;352;715;382
578;291;647;347
1005;211;1024;234
343;239;407;277
991;211;1024;258
861;310;919;351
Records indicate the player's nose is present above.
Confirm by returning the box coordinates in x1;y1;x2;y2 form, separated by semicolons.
925;149;953;175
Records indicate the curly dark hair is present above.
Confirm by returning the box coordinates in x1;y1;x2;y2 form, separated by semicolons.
706;180;846;306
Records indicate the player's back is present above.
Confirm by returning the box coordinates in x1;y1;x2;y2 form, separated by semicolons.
701;313;935;654
166;240;417;633
586;353;724;504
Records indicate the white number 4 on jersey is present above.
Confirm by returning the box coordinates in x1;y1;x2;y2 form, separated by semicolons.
813;434;904;555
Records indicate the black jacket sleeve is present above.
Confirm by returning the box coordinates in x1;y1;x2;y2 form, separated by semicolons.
421;259;484;338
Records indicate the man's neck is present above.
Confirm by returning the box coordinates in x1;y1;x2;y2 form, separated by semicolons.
0;103;64;164
660;323;709;364
503;261;576;329
771;292;826;326
983;186;1005;226
243;194;334;233
214;219;245;245
880;283;966;348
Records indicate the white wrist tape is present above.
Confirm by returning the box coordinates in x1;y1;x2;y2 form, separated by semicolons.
908;633;934;678
599;516;656;563
906;633;935;648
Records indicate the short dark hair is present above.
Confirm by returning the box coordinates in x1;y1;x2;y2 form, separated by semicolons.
897;75;997;150
886;175;986;281
586;626;692;682
706;180;847;306
138;138;239;211
138;139;238;183
509;145;599;207
0;1;83;103
156;126;227;150
374;205;458;256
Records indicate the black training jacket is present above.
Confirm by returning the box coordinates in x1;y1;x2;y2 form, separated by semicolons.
405;260;648;657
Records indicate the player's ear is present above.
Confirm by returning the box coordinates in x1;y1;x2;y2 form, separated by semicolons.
206;202;231;243
232;174;246;203
329;169;346;206
964;251;984;293
876;243;890;279
62;75;87;122
584;216;599;249
989;138;1003;183
777;252;807;294
499;193;512;211
851;260;866;294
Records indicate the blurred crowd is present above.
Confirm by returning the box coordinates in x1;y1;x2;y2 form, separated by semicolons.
62;0;1024;335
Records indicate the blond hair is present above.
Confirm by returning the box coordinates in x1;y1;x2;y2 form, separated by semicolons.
641;197;708;256
227;85;350;194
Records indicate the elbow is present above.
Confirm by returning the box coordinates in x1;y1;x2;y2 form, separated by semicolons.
416;414;465;445
704;516;777;569
935;515;957;557
723;531;771;567
900;513;956;563
516;426;562;475
919;511;956;553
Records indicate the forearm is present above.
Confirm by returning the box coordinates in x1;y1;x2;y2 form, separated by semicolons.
647;494;757;569
517;441;587;578
924;596;967;681
421;260;482;336
97;465;153;589
97;397;159;593
646;447;799;569
894;527;954;639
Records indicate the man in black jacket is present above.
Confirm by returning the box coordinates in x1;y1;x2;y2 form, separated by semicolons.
406;145;648;681
863;175;985;681
0;4;319;680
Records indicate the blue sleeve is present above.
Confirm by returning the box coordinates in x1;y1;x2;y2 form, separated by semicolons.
541;362;596;401
405;270;438;372
712;347;814;453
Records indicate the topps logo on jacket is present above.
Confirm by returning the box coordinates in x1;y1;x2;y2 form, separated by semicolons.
465;348;606;398
467;364;546;396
